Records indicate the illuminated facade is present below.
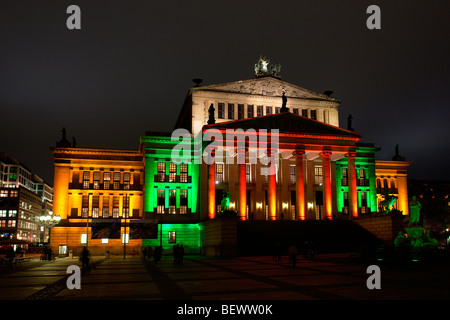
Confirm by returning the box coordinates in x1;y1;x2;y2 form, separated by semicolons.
49;60;412;255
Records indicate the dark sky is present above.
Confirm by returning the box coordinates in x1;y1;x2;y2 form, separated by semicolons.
0;0;449;185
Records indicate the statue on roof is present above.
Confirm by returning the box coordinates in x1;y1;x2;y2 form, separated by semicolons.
254;55;281;77
280;92;289;112
207;103;215;125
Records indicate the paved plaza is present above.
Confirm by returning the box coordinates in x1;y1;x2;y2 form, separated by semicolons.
0;253;449;302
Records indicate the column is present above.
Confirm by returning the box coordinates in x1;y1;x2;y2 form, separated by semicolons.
208;149;216;219
267;149;277;220
294;147;306;220
237;146;247;221
321;150;333;220
347;151;358;218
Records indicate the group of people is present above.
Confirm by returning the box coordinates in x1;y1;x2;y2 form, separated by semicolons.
272;241;317;268
41;246;53;261
173;244;185;265
142;246;162;263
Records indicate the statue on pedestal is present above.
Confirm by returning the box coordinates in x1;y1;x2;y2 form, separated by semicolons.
409;196;421;226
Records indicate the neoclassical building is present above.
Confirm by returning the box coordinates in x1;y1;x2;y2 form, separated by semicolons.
49;58;411;256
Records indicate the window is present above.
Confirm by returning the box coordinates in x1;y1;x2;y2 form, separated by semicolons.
0;190;7;197
215;163;224;183
169;205;176;214
246;164;252;183
180;190;187;214
315;166;323;185
343;192;349;213
102;196;109;218
123;195;130;218
169;189;176;209
218;103;225;119
123;172;130;189
92;207;99;218
293;108;299;115
257;105;263;117
302;109;308;117
103;172;111;189
358;169;366;186
8;220;16;227
168;231;176;243
157;189;165;214
83;171;90;189
238;104;244;119
0;210;6;217
157;162;166;182
92;196;99;218
10;190;17;197
93;171;100;190
169;163;177;182
82;195;89;217
80;233;87;244
266;106;272;115
342;168;348;186
113;172;120;190
275;107;280;114
180;163;188;182
310;110;317;120
290;165;296;184
228;103;234;119
247;105;254;118
113;196;120;218
361;192;367;213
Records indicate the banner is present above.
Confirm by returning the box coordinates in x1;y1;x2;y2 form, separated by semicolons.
91;219;121;239
129;219;158;239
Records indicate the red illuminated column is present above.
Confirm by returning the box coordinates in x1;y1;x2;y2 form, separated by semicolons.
267;149;277;220
294;147;306;220
347;151;358;218
237;147;247;221
208;149;216;219
321;150;333;220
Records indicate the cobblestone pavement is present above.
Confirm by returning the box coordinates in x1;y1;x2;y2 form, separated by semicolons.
1;253;449;301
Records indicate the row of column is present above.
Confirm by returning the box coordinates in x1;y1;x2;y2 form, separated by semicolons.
207;147;359;220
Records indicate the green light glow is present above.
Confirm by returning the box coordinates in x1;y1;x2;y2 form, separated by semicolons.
142;223;201;253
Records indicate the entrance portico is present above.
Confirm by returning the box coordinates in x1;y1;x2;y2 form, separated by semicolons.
201;112;362;221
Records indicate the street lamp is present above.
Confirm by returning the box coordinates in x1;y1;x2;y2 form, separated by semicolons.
39;211;61;244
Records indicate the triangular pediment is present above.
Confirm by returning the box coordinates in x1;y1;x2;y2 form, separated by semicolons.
193;76;339;102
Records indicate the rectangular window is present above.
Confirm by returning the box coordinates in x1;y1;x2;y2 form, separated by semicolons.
93;171;100;190
310;110;317;120
83;171;90;189
8;220;16;227
113;172;120;190
342;168;348;186
102;196;109;218
266;106;272;115
168;231;176;243
169;189;176;211
180;206;187;214
238;104;244;119
81;233;87;244
157;162;166;182
293;108;299;115
218;103;225;119
82;195;89;217
92;207;99;219
302;109;308;117
123;172;130;190
315;166;323;185
8;210;17;218
157;189;165;214
247;105;254;118
257;105;263;117
180;163;188;183
123;195;130;218
246;164;251;183
113;196;120;218
228;103;234;119
168;205;176;214
180;190;187;214
0;210;6;218
275;107;280;114
169;163;177;182
215;163;224;183
103;172;111;189
290;165;296;184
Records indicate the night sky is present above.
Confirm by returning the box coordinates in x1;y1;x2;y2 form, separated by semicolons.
0;0;449;185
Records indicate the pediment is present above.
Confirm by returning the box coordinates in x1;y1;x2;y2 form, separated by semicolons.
194;76;339;102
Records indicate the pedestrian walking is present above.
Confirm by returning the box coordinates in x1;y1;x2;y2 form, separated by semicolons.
80;247;91;273
288;244;298;268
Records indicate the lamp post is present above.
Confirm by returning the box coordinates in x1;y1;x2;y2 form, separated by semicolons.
39;211;61;245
